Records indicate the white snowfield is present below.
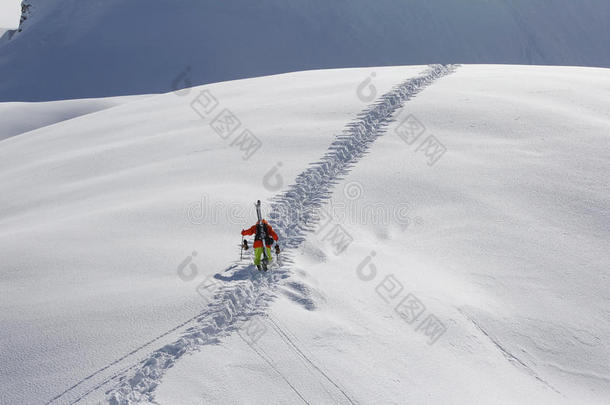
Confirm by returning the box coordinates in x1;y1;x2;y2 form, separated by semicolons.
0;64;609;405
0;95;149;141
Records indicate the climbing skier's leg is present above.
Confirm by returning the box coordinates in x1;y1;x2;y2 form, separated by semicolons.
266;247;273;263
253;247;263;266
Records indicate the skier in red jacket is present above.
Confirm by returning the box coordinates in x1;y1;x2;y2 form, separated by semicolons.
241;219;279;271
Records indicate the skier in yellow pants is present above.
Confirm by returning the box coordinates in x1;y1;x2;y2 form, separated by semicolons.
254;246;274;267
241;219;279;271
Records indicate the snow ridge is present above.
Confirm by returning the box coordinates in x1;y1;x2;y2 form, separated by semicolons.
88;64;458;404
265;315;357;404
459;309;561;395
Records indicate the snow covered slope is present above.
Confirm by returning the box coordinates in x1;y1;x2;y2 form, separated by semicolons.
0;95;148;140
1;0;610;101
1;64;608;404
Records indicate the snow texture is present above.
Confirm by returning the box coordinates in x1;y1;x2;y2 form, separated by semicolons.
104;64;457;404
1;64;609;404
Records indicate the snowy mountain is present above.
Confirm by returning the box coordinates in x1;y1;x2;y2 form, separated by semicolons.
1;64;609;404
1;0;610;101
2;1;610;404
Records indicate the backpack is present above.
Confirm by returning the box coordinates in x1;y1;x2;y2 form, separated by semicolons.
255;222;275;246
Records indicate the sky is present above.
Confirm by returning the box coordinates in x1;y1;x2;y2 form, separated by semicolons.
0;0;21;29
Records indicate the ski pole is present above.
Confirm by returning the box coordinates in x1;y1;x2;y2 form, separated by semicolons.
240;237;249;261
275;244;281;265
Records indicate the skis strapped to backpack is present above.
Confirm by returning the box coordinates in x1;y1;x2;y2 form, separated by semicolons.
255;200;269;271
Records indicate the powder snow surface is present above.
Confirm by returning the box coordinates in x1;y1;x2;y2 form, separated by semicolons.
1;64;609;404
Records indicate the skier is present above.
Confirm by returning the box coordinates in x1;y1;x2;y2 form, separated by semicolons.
241;219;279;271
